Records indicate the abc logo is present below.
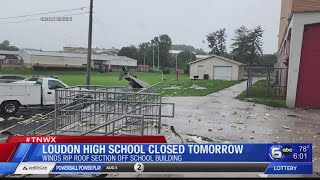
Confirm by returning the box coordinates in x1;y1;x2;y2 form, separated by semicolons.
269;145;293;160
282;145;293;156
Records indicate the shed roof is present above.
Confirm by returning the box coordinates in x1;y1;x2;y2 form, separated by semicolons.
189;54;245;66
23;50;137;62
0;50;23;55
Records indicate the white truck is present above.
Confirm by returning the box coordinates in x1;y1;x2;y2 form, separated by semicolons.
0;77;68;116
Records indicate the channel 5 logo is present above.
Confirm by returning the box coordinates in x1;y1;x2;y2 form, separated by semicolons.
269;145;293;160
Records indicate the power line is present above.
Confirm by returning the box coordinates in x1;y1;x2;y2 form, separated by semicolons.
0;12;89;25
0;6;89;20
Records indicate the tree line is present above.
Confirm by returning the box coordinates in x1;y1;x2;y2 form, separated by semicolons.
206;26;276;66
0;40;19;51
118;26;276;73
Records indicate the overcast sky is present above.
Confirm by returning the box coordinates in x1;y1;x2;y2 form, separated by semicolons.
1;0;281;54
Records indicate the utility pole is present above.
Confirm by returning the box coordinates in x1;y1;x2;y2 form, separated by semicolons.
152;45;155;69
157;43;160;69
86;0;93;85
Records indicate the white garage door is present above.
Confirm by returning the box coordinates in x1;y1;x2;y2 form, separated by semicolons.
214;66;232;80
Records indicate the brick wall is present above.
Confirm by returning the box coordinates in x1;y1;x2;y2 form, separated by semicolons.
292;0;320;12
278;0;293;49
278;0;320;49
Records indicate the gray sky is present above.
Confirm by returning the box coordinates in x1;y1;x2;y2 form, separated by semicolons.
0;0;281;54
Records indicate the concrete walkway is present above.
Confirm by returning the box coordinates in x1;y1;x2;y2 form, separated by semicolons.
161;80;320;176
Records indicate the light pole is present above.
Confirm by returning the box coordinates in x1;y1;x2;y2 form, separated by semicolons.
157;43;160;69
152;45;155;70
175;54;179;81
85;0;93;85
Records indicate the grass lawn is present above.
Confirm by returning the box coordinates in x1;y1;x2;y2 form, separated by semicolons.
236;80;286;108
0;67;240;97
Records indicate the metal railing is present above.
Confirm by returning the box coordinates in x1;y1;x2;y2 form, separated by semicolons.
8;83;174;136
246;66;288;97
51;85;173;136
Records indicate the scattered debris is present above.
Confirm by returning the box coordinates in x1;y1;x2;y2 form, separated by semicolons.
247;114;258;119
235;121;244;124
188;120;191;123
250;136;254;139
273;115;279;118
287;114;298;117
169;126;184;143
185;136;207;144
252;130;255;133
265;113;270;117
189;84;207;90
0;131;14;135
218;128;223;131
201;136;215;142
231;125;236;128
244;98;254;102
187;114;192;117
79;121;88;127
282;126;290;130
8;117;18;121
266;133;271;135
233;112;237;115
161;124;168;127
0;118;4;122
263;116;269;119
208;129;212;132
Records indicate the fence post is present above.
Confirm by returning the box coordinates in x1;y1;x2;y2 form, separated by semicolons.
54;89;58;135
158;96;162;134
140;116;145;136
246;66;250;98
267;66;270;97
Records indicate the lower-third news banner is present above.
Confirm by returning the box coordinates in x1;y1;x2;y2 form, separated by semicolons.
0;143;313;174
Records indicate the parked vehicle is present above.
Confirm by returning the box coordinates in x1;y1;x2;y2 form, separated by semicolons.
0;77;68;115
12;75;59;84
0;74;27;83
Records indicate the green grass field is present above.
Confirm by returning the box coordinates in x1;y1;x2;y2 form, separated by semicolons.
236;80;286;107
0;67;240;97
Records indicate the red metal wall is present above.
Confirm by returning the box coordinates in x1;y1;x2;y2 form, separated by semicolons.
296;23;320;108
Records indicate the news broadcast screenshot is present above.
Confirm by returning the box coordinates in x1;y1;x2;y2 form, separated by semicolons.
0;0;319;178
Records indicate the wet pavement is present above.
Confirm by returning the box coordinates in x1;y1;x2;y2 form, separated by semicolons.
161;79;320;177
1;80;320;178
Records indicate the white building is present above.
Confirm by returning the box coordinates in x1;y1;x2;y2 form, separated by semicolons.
20;50;137;70
189;55;245;81
169;50;210;60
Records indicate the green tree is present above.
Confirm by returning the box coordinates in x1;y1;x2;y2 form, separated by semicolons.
231;26;264;65
176;50;196;70
117;45;137;60
0;40;19;51
207;28;227;56
260;53;277;67
153;34;172;68
137;42;151;65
